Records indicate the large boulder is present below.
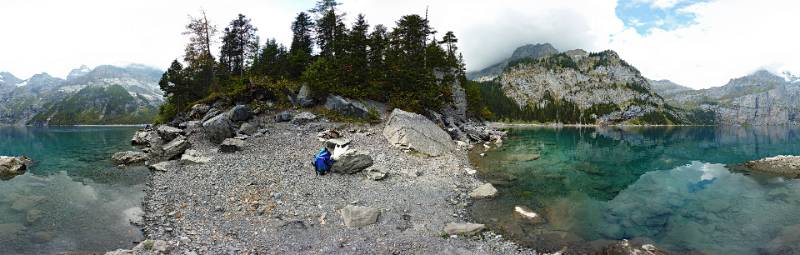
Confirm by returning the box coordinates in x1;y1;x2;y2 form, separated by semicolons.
156;125;183;141
131;129;160;147
201;108;221;123
111;151;148;165
226;105;252;122
444;223;485;236
340;205;380;227
297;84;315;107
161;135;190;160
188;104;210;119
291;112;317;125
0;156;31;180
203;114;235;144
219;138;245;153
324;95;370;119
332;154;373;174
383;109;455;157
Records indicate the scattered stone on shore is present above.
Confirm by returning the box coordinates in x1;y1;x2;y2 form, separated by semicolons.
383;109;455;157
148;161;177;172
0;156;31;180
112;151;149;165
324;95;371;119
513;206;545;225
340;205;380;227
275;111;293;122
332;153;374;174
180;149;211;164
465;168;477;175
161;135;190;160
324;138;351;149
469;183;498;199
156;125;183;141
444;223;485;236
203;114;235;144
317;129;342;140
106;239;172;255
220;138;245;153
366;168;388;181
736;155;800;178
291;112;317;125
238;122;258;135
599;239;668;255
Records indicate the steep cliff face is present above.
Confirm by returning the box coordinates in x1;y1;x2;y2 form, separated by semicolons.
496;49;679;124
666;70;800;125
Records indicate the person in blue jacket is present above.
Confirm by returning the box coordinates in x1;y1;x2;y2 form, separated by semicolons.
313;148;334;176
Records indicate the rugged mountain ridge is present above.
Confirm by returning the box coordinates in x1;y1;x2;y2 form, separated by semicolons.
476;44;682;125
665;70;800;125
0;64;163;125
466;43;558;82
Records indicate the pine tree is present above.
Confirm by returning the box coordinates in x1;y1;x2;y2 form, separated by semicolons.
346;14;369;94
219;14;259;79
252;38;289;79
288;12;314;79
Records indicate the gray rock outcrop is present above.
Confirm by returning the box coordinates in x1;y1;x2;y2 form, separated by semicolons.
296;84;315;107
736;155;800;178
189;104;210;119
383;109;455;157
275;111;293;122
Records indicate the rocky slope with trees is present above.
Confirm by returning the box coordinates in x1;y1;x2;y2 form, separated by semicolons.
663;70;800;125
467;46;685;125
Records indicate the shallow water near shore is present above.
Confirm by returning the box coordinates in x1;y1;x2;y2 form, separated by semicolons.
0;126;148;254
470;126;800;255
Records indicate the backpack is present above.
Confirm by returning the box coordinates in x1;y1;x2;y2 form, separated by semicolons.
313;148;334;175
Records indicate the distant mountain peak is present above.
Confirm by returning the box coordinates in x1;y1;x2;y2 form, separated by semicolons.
509;43;559;62
66;65;92;80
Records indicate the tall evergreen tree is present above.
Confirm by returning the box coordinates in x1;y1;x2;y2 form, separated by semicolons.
183;10;218;92
345;14;370;92
367;24;388;82
288;12;314;79
252;38;289;79
219;14;259;79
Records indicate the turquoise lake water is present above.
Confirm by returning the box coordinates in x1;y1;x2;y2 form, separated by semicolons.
0;126;148;254
471;126;800;255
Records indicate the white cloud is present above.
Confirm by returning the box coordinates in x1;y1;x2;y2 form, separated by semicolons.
0;0;797;89
606;0;800;87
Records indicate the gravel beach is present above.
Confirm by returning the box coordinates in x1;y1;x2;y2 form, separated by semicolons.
135;112;535;254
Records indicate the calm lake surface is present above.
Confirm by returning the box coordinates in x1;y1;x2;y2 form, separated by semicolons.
470;126;800;255
0;126;148;254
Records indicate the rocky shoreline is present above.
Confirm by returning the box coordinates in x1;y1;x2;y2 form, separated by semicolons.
106;104;535;254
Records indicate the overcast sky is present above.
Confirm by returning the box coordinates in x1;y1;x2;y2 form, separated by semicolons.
1;0;798;88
